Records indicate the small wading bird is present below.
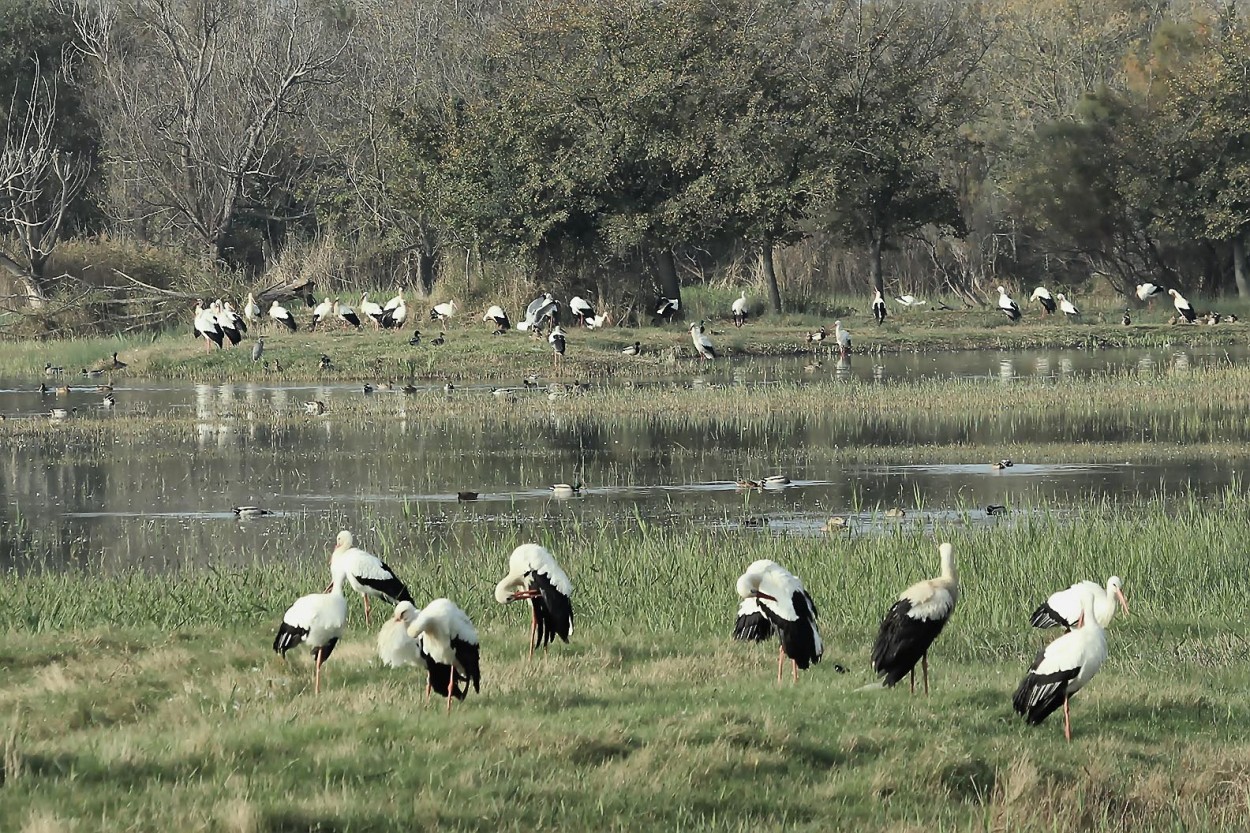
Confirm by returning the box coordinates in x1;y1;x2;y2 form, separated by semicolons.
405;599;481;712
1169;288;1196;323
997;286;1022;322
494;544;574;659
1013;589;1107;742
872;290;887;325
689;320;716;360
1057;293;1080;319
269;300;297;332
734;559;825;682
273;571;347;695
1030;577;1128;631
328;530;412;626
1030;287;1056;316
871;542;959;695
732;291;749;327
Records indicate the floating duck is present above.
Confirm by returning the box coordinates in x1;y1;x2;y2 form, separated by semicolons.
457;491;479;502
233;506;273;518
986;504;1008;516
763;475;792;488
992;459;1014;470
735;479;762;490
303;400;326;415
550;482;582;499
884;507;907;519
821;517;849;532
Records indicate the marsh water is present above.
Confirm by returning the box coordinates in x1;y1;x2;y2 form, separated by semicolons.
1;344;1245;573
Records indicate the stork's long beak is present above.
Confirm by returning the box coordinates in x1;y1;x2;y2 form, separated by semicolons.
754;591;778;602
1077;611;1086;628
324;581;333;593
1115;588;1129;615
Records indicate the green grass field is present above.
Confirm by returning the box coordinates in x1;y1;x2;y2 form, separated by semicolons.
4;499;1250;832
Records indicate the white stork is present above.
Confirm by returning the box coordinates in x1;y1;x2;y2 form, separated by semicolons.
689;321;716;360
223;301;247;335
193;300;224;351
243;292;262;326
360;293;386;328
1135;282;1161;303
431;300;459;323
1056;293;1080;319
1030;287;1056;316
871;541;959;695
732;291;749;327
406;598;482;712
328;530;413;626
310;297;333;330
1169;288;1197;323
871;290;887;326
378;601;424;669
269;300;297;332
569;295;595;326
494;543;574;659
548;326;567;368
213;300;242;346
334;299;362;329
584;311;610;329
895;294;926;308
273;572;348;695
517;293;553;332
733;559;823;682
834;320;851;359
997;286;1022;322
1013;590;1107;741
483;305;510;334
1030;577;1128;630
656;297;680;323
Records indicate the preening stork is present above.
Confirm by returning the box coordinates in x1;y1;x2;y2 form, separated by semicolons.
378;601;424;669
517;293;554;332
328;530;413;626
1030;287;1056;316
1136;282;1161;303
1030;577;1128;630
222;302;247;335
243;293;262;326
689;320;716;360
997;286;1022;322
1169;288;1196;323
193;300;224;351
494;543;574;659
273;572;348;695
1013;590;1107;741
655;297;680;323
872;290;887;326
269;300;298;332
310;297;333;330
1057;293;1080;319
380;293;407;329
871;541;959;695
569;295;595;326
733;559;823;682
359;293;385;328
431;300;459;323
732;291;749;327
834;320;851;359
483;305;511;334
213;301;242;346
405;598;482;712
334;299;362;328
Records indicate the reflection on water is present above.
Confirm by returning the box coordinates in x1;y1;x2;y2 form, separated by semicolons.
1;344;1248;573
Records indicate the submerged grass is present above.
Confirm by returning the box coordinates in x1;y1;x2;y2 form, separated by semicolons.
3;494;1250;830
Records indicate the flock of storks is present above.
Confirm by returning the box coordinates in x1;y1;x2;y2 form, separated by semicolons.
274;534;1128;741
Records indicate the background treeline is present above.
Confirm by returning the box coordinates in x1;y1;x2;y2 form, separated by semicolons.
1;0;1249;330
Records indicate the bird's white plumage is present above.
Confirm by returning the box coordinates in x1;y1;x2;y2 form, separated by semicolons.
1019;594;1107;707
834;320;851;354
280;578;348;652
484;305;508;324
311;297;333;325
1037;577;1127;629
330;530;407;604
1029;287;1052;302
689;321;715;359
998;286;1021;316
407;598;478;670
378;601;423;668
1057;293;1079;317
243;293;261;324
494;544;574;602
895;542;959;621
735;559;822;659
569;295;594;318
432;300;459;321
1169;288;1194;317
1136;283;1160;301
383;292;403;312
895;294;926;307
361;293;385;325
732;292;748;316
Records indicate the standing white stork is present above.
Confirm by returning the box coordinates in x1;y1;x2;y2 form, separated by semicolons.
223;301;247;335
1030;576;1128;630
1030;287;1057;316
689;320;716;360
569;295;595;326
381;293;407;329
732;291;749;327
1056;293;1080;319
871;290;887;326
483;305;511;334
733;559;823;683
1169;288;1197;323
273;572;348;695
494;543;574;659
1013;590;1107;741
834;320;852;359
310;297;334;330
193;300;224;351
997;286;1022;322
213;300;243;346
328;530;413;626
431;299;459;324
334;299;362;328
269;300;298;332
405;598;482;712
359;292;385;328
243;292;262;326
871;541;959;695
548;326;567;368
1135;282;1161;303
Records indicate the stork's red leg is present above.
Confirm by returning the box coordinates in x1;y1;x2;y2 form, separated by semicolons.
363;595;372;627
314;651;323;696
1063;696;1072;742
776;645;784;684
922;654;930;696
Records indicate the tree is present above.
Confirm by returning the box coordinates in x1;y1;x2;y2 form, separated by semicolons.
73;0;349;269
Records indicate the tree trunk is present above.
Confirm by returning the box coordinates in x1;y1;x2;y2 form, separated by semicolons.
416;249;436;295
1234;236;1249;299
0;250;47;309
870;232;885;298
760;242;782;313
656;248;681;310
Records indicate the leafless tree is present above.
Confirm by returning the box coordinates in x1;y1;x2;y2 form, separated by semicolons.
0;72;91;308
73;0;350;268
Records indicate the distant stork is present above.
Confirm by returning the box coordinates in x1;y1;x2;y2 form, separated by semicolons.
732;291;749;327
655;297;680;324
1030;577;1128;631
834;320;851;359
193;300;224;351
334;299;362;329
310;297;333;330
733;559;823;683
871;542;959;695
1136;283;1161;304
483;305;511;334
360;293;385;328
569;295;595;327
997;286;1022;322
328;530;412;626
895;294;926;308
431;300;459;323
517;293;555;332
1013;590;1107;741
689;320;716;360
1056;293;1080;319
494;544;574;659
243;293;262;326
1169;288;1196;323
268;300;297;332
405;599;482;712
549;326;567;368
273;573;347;695
1030;287;1056;316
872;290;887;326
